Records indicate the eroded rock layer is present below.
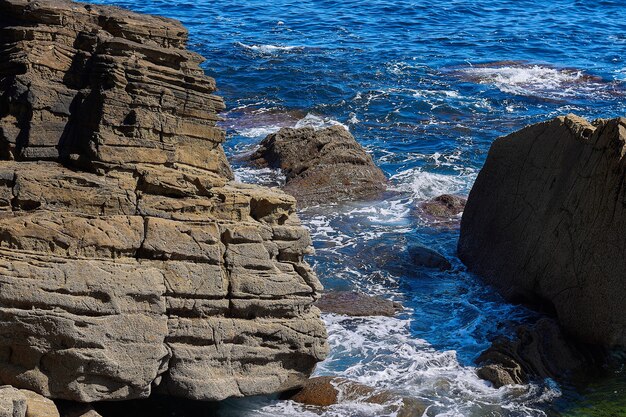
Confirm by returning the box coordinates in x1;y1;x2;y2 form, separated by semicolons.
459;114;626;348
0;0;327;403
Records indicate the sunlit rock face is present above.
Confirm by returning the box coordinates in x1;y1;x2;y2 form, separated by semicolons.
0;0;327;402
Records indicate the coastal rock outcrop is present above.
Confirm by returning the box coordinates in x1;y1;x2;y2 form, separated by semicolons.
459;115;626;348
251;125;387;207
0;0;327;403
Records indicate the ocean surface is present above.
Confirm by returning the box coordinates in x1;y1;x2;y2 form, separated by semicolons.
89;0;626;415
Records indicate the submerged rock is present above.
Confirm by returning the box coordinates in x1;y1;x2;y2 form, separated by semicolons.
459;114;626;348
289;376;426;417
409;245;452;271
0;0;327;403
315;291;402;316
476;318;604;388
419;194;466;225
251;125;387;207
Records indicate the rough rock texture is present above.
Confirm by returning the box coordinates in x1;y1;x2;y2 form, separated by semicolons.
0;0;327;403
20;390;59;417
251;126;387;207
0;386;26;417
289;376;426;417
419;194;466;225
459;114;626;347
315;291;402;317
476;318;603;387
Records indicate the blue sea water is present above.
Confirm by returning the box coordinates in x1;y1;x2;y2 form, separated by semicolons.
90;0;626;415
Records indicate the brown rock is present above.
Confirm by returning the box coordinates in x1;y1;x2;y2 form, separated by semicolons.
251;125;387;207
419;194;466;225
315;291;402;316
0;0;328;404
290;376;426;417
19;390;59;417
459;114;626;348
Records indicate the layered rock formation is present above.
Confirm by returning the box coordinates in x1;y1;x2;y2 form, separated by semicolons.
459;115;626;348
0;0;327;403
251;125;387;207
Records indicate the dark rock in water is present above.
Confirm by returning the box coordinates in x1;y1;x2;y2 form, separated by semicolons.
419;194;466;225
289;376;426;417
0;0;327;404
476;318;605;388
251;125;387;207
315;291;402;316
409;246;452;271
459;114;626;348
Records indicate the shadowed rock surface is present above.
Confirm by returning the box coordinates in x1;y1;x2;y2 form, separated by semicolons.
251;125;387;207
476;318;604;388
315;291;402;317
289;376;426;417
0;0;327;403
409;245;452;271
459;114;626;348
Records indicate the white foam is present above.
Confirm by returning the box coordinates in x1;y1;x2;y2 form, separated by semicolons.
236;41;303;54
459;64;604;98
390;168;472;201
295;113;350;131
235;125;283;138
233;166;286;187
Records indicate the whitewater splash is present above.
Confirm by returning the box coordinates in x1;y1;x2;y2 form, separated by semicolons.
224;109;350;139
456;62;618;100
236;41;304;54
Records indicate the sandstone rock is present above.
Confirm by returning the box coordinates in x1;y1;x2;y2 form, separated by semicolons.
0;0;327;403
409;245;452;271
251;126;387;207
19;390;59;417
315;291;402;317
475;318;603;387
459;114;626;347
419;194;466;225
0;386;26;417
289;376;426;417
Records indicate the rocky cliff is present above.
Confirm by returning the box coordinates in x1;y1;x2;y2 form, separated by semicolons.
459;114;626;348
0;0;327;403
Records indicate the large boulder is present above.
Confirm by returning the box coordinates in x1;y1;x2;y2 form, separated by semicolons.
0;0;327;403
459;114;626;348
251;126;387;207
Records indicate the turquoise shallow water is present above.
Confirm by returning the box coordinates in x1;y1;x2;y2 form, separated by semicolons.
88;1;626;415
